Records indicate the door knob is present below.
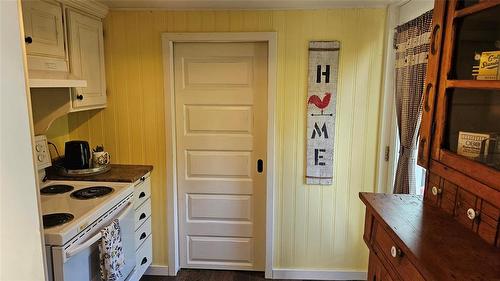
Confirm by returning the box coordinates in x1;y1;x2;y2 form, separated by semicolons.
76;94;84;100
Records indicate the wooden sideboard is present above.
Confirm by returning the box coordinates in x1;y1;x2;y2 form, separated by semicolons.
361;0;500;280
360;193;500;281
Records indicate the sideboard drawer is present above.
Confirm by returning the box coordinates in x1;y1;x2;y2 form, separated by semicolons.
454;188;478;229
374;225;424;281
425;173;441;206
440;180;457;215
477;200;500;246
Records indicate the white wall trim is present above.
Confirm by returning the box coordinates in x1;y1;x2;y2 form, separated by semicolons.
102;1;393;11
145;265;170;276
272;269;367;280
375;1;400;194
162;32;278;278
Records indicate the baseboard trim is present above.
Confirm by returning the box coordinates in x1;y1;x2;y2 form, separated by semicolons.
272;268;367;280
144;265;366;279
145;265;170;276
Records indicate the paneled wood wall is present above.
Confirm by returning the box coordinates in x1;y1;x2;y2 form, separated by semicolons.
54;9;387;268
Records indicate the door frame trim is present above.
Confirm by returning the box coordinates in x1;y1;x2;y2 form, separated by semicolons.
161;32;277;278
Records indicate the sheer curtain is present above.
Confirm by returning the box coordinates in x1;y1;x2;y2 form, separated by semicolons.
393;10;433;194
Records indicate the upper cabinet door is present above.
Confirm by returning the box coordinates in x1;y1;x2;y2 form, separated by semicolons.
66;9;106;110
417;0;448;169
22;0;66;59
431;0;500;190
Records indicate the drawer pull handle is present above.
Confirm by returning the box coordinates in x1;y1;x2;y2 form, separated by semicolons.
139;192;146;199
390;246;402;258
423;83;432;112
418;138;426;161
430;24;440;55
141;257;148;265
467;208;479;220
139;213;146;220
431;186;442;196
140;232;147;240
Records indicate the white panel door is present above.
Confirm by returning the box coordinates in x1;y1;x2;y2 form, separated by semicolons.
66;9;106;110
174;42;267;270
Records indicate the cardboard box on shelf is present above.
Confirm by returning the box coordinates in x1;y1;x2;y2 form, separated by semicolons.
476;51;500;80
457;131;493;158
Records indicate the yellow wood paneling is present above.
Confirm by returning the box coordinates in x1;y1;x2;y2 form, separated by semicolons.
45;115;69;159
60;9;387;269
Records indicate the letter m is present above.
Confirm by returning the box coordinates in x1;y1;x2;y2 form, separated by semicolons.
311;122;328;139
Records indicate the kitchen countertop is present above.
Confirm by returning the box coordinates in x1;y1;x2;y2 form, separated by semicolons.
46;164;153;183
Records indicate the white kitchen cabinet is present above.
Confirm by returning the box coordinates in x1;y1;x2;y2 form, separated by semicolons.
22;0;68;72
66;9;106;110
127;172;153;281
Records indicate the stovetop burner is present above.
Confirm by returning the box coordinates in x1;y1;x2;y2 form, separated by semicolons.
70;186;114;200
42;213;74;228
40;184;74;195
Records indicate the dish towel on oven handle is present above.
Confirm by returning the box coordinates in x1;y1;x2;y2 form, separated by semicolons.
98;219;125;281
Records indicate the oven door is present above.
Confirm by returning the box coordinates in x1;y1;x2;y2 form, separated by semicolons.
51;201;136;281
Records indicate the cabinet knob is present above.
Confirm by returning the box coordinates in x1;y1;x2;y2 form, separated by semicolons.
467;208;479;220
76;94;84;100
25;36;33;44
390;246;402;258
140;176;146;181
141;257;148;265
431;186;442;196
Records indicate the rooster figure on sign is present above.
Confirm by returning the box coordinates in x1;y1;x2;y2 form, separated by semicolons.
308;92;332;116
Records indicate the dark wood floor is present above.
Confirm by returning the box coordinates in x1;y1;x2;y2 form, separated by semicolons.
140;269;318;281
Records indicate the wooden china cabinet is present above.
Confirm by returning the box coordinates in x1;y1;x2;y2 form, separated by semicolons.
361;0;500;280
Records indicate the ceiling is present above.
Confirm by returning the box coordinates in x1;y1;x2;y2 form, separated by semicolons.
100;0;396;10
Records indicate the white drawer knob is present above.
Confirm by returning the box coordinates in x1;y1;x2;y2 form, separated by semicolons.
467;208;478;220
431;186;442;196
390;246;401;258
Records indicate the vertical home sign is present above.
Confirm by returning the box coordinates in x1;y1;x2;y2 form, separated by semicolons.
305;41;340;185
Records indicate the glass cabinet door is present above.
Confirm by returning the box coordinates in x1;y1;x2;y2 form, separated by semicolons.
431;0;500;189
450;5;500;81
443;88;500;170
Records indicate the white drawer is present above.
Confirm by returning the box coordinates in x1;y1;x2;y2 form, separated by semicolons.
133;175;151;209
135;217;152;250
135;235;152;276
134;199;151;230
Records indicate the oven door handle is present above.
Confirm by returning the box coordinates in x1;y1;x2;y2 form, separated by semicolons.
64;202;134;261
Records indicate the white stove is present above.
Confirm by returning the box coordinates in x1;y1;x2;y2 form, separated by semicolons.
35;136;137;281
39;180;133;246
